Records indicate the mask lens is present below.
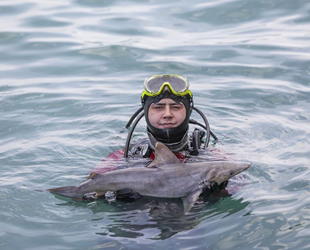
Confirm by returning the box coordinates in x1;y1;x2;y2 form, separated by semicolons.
145;75;188;94
146;77;166;93
168;76;187;92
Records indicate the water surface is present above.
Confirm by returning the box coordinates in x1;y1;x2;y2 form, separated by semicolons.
1;0;310;249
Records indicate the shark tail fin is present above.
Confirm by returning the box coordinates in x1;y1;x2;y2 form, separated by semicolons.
48;186;82;199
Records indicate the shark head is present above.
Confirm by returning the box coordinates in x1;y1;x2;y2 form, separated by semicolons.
206;161;251;185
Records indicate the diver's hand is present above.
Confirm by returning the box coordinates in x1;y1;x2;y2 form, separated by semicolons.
116;188;140;201
202;180;229;196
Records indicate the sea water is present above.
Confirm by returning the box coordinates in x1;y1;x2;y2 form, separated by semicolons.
1;0;310;249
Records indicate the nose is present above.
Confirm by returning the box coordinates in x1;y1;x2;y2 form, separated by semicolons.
163;105;173;118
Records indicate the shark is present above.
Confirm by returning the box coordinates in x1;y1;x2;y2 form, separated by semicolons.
48;142;251;213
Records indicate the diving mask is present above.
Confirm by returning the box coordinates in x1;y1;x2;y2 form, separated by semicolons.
141;74;193;100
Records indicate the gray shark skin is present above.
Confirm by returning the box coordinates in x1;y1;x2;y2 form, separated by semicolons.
48;142;251;213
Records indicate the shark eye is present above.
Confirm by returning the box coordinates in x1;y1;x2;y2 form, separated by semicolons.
229;170;234;176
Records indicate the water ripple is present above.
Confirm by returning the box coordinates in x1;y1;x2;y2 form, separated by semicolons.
1;0;310;249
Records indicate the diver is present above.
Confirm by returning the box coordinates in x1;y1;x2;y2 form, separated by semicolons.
113;74;229;200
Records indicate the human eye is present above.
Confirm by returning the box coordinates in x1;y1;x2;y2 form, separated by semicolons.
171;104;182;110
152;105;164;110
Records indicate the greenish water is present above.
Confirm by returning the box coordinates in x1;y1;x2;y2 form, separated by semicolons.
1;0;310;249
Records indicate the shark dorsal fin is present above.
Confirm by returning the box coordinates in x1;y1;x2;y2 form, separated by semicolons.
147;142;181;168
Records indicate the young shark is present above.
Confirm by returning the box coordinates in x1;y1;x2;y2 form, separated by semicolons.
48;142;251;213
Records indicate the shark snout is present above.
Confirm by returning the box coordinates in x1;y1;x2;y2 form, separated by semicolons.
227;161;251;178
243;162;251;170
235;162;251;175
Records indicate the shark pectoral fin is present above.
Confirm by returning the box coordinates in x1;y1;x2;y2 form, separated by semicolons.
182;189;202;214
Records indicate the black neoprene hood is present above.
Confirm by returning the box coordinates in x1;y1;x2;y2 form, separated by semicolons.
142;90;193;144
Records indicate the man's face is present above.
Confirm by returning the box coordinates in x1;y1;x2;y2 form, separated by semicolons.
148;98;186;129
